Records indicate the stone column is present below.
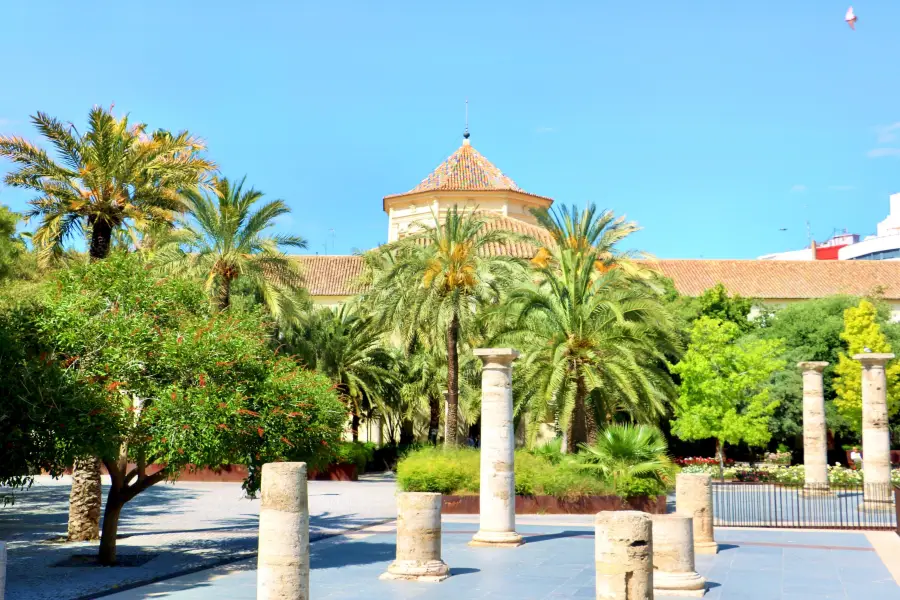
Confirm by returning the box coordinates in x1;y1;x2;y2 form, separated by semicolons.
595;511;652;600
675;473;718;554
381;492;450;582
470;348;522;547
798;361;830;493
257;462;309;600
651;514;706;597
854;353;895;510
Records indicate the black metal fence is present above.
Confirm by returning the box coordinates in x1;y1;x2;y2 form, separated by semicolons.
711;482;899;530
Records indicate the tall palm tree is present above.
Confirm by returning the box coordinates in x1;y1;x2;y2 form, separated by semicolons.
288;304;396;440
0;106;214;263
492;207;680;451
158;177;306;318
366;207;522;447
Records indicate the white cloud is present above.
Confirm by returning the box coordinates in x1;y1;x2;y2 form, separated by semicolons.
876;122;900;144
828;185;854;191
535;126;557;134
867;148;900;158
790;184;807;193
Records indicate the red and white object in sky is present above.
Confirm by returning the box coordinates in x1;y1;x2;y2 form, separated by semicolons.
845;6;857;30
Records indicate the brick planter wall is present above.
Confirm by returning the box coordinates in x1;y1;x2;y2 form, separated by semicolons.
440;494;666;515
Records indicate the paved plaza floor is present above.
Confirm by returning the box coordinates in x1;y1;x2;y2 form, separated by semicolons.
102;520;900;600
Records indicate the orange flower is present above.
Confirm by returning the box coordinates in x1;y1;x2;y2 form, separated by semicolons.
257;427;265;438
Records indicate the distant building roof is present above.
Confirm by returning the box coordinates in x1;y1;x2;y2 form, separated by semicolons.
296;255;900;300
383;140;551;203
653;259;900;300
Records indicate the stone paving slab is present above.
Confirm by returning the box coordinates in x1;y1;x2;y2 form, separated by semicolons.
101;521;900;600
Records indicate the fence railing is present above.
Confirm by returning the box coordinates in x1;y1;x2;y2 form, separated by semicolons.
711;482;898;530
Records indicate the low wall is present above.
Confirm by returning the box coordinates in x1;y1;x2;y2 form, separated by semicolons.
441;494;666;515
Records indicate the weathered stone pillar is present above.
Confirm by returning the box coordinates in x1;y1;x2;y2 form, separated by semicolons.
651;514;706;597
798;361;830;493
257;462;309;600
675;473;718;554
595;511;652;600
470;348;522;547
381;492;450;582
855;353;895;510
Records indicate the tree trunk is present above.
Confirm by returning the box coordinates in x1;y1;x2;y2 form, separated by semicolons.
67;457;102;541
444;313;460;448
715;439;726;482
88;218;113;261
218;276;232;311
98;491;125;565
428;394;440;445
581;378;598;446
569;376;589;453
350;412;360;442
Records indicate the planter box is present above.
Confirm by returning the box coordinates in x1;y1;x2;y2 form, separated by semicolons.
309;463;359;481
441;494;666;515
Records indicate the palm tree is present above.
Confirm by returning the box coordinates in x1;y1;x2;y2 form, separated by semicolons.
366;207;522;447
158;177;306;318
288;304;396;440
0;106;213;263
492;207;680;451
576;423;674;489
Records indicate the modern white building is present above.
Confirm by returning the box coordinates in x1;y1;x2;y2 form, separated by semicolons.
760;194;900;261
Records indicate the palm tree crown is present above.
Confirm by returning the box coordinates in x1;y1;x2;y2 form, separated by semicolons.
0;107;214;262
160;176;306;318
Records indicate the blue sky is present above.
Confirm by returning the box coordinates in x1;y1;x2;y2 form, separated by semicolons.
1;1;899;258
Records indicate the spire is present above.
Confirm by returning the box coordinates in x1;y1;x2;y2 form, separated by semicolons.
463;99;470;145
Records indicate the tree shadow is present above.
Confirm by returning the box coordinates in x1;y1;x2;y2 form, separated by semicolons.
311;540;395;569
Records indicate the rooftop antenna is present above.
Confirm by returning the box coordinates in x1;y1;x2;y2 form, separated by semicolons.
463;99;470;144
329;228;335;253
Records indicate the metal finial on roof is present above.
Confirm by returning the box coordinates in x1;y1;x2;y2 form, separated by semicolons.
463;99;470;143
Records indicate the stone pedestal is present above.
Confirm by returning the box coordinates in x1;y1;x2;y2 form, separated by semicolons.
798;361;831;495
675;473;718;554
257;462;309;600
470;348;523;548
854;353;895;510
595;511;652;600
381;492;450;582
651;514;706;597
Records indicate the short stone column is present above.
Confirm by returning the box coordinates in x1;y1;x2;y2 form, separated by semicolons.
675;473;718;554
470;348;523;547
595;511;652;600
651;514;706;597
855;353;895;510
257;462;309;600
798;361;830;493
381;492;450;582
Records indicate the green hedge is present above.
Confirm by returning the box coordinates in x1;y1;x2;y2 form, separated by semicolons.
396;447;615;500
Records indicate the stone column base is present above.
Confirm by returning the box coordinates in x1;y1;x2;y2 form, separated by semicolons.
800;485;834;497
380;559;450;582
654;571;707;597
469;530;524;547
694;541;718;555
859;499;894;512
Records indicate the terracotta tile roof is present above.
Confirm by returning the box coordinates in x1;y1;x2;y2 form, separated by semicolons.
296;255;366;296
383;141;551;204
653;259;900;300
296;255;900;300
477;216;551;258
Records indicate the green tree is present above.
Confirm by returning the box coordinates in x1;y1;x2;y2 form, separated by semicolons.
0;107;213;262
832;299;900;432
365;206;520;447
287;304;396;441
665;282;756;332
158;177;306;318
35;253;345;564
0;205;26;281
671;317;785;474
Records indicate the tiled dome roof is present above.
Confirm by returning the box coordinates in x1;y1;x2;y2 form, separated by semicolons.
408;141;522;194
